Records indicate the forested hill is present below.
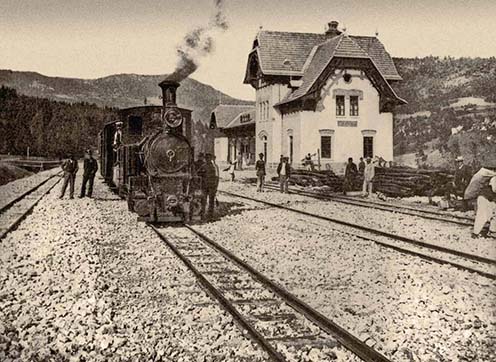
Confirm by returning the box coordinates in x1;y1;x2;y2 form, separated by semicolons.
0;70;253;124
0;87;115;157
390;56;496;168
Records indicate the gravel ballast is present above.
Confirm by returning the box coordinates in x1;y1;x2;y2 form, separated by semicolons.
0;174;269;361
190;180;496;361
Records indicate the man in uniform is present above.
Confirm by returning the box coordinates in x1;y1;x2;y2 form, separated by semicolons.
80;149;98;198
198;153;218;219
344;157;358;195
255;153;266;192
60;154;79;199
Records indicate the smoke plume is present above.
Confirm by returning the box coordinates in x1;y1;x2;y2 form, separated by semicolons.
166;0;228;82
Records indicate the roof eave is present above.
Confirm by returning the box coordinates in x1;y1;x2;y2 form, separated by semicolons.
275;56;406;108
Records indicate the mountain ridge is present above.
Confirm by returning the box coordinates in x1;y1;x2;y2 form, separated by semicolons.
0;69;254;124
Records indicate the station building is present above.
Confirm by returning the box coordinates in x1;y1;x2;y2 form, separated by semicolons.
210;104;256;166
243;21;406;170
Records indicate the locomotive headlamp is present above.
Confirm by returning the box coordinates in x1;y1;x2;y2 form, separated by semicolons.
163;108;183;128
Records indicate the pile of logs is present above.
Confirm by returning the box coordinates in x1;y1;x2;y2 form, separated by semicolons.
272;169;344;192
272;167;454;198
372;167;453;197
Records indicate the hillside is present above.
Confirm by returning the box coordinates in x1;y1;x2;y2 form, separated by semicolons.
0;87;115;157
0;70;253;125
391;56;496;169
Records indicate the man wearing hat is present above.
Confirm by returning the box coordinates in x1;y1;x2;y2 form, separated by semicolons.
197;153;218;219
113;121;123;149
80;149;98;198
255;153;266;192
446;156;472;202
277;156;291;193
60;153;79;199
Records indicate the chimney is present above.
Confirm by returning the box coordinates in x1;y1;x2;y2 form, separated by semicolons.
159;80;180;108
325;21;342;38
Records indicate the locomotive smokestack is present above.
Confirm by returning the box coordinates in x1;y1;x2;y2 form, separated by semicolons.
159;80;180;107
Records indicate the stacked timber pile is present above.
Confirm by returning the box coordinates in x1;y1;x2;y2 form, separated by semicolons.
372;167;453;197
272;169;344;191
272;167;454;197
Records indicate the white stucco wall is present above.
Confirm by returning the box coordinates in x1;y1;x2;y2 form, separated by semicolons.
255;83;291;166
281;69;394;172
214;137;229;163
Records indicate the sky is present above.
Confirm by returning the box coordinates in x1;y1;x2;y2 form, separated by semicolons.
1;0;495;100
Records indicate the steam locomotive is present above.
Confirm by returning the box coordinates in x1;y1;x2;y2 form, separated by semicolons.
99;81;205;222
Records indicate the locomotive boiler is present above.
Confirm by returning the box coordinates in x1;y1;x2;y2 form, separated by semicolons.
99;81;205;222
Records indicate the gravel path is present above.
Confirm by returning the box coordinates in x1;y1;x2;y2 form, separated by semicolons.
220;181;496;262
191;180;496;361
0;167;60;211
0;173;269;361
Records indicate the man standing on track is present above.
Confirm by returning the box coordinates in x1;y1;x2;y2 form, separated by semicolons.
277;156;291;193
80;149;98;198
60;154;78;199
255;153;266;192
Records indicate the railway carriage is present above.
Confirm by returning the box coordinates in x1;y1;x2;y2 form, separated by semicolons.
99;81;205;222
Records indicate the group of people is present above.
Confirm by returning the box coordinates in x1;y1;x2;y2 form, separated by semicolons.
59;150;98;199
343;156;379;197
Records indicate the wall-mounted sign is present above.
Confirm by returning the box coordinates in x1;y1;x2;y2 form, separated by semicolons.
337;120;358;127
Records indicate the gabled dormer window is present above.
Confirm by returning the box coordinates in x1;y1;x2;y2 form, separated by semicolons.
336;95;345;116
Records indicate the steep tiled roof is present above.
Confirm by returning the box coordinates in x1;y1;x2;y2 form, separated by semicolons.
275;34;406;106
352;36;402;80
211;104;254;128
250;30;401;80
256;31;325;74
224;109;256;129
281;36;341;102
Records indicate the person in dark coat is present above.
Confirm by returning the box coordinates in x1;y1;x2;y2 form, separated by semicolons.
344;157;358;194
255;153;266;192
60;154;79;199
198;153;218;218
80;150;98;198
277;156;291;193
358;157;365;173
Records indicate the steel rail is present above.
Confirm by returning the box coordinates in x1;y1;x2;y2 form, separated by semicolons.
219;190;496;280
151;225;288;362
0;172;62;214
0;177;62;240
263;182;474;226
183;224;392;362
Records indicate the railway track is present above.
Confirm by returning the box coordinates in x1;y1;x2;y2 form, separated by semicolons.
263;182;474;226
219;190;496;281
0;173;62;240
151;224;392;362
